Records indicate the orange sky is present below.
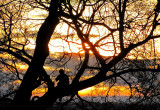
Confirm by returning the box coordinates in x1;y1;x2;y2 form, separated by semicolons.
25;4;160;59
31;84;135;98
2;3;159;100
78;85;132;97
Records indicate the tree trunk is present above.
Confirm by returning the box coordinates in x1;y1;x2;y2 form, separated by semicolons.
9;1;60;110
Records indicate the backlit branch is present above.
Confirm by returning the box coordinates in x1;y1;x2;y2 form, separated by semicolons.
0;48;31;65
72;49;89;84
119;0;128;51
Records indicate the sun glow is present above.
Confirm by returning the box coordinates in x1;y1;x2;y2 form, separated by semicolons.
25;8;117;57
49;39;82;54
48;37;115;57
31;85;135;98
16;64;28;70
78;85;133;97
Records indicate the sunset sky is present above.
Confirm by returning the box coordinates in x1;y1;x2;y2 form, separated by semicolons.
25;3;160;59
0;0;160;101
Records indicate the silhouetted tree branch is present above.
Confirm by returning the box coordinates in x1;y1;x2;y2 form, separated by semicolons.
0;0;160;110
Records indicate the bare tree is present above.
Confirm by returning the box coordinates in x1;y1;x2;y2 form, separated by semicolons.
0;0;34;97
0;0;160;110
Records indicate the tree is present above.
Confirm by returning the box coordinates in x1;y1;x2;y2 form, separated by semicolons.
0;0;160;110
0;0;32;95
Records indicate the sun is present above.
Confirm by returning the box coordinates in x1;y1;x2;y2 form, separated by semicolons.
27;8;115;57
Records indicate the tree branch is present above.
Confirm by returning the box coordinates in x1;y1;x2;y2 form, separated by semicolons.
72;49;89;84
0;48;31;65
